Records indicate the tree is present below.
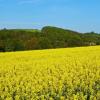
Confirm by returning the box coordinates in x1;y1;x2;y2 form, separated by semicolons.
0;40;5;52
13;40;25;51
25;37;38;50
4;39;15;51
38;37;52;49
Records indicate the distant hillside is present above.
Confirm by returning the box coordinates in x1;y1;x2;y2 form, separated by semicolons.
0;26;100;52
5;29;40;32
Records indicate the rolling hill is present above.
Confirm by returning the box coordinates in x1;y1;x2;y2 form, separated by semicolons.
0;26;100;52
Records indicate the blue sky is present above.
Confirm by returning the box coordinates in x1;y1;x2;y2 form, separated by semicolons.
0;0;100;33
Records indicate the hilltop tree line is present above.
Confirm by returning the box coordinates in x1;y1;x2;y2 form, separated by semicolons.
0;26;100;52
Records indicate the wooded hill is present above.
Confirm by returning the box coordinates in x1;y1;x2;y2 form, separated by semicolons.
0;26;100;52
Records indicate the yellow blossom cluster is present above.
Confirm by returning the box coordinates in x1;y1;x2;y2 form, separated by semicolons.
0;46;100;100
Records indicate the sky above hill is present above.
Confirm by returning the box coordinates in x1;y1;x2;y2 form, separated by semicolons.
0;0;100;33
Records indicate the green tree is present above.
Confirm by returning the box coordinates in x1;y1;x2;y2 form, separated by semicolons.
38;37;52;49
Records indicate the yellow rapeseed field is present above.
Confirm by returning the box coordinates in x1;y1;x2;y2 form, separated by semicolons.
0;46;100;100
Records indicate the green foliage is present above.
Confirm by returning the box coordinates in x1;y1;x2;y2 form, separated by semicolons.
0;26;99;52
24;37;39;50
38;37;52;49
